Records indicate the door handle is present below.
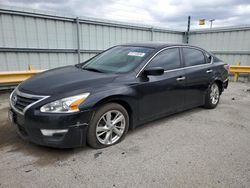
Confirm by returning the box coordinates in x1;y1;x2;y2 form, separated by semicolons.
206;69;213;73
176;76;186;81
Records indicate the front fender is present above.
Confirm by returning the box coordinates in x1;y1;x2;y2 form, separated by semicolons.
78;86;139;129
79;86;137;109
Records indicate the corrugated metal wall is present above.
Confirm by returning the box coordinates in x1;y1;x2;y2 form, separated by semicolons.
0;6;183;71
0;5;249;71
189;27;250;65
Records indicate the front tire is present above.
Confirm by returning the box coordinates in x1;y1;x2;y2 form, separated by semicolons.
87;103;129;149
204;82;220;109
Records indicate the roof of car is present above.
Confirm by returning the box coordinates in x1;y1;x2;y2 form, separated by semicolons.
122;42;193;49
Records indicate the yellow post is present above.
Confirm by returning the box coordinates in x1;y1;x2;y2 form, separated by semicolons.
28;64;35;71
233;62;241;82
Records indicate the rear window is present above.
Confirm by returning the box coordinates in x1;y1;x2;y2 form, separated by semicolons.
209;53;223;62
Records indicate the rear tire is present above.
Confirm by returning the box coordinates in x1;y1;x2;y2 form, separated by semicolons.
87;103;129;149
204;82;220;109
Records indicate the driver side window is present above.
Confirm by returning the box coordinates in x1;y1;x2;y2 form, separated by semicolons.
147;48;181;71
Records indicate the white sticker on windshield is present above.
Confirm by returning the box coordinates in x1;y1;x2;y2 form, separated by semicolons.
128;52;145;57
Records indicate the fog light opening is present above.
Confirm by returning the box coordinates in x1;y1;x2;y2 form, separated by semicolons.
41;129;68;136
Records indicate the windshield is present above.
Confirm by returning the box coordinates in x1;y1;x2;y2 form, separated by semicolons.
81;46;154;73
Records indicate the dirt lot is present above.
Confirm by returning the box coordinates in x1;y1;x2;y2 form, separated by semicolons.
0;82;249;188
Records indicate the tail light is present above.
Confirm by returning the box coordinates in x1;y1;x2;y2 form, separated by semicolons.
224;64;230;73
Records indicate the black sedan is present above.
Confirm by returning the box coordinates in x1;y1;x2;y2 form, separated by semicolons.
9;43;229;148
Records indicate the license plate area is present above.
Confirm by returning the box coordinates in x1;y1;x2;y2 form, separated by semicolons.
9;109;28;138
9;109;25;125
8;109;16;124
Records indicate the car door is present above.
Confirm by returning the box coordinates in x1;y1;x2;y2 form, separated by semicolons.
137;47;186;121
181;47;214;108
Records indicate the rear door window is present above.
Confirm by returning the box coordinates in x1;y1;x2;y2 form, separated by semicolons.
182;48;206;67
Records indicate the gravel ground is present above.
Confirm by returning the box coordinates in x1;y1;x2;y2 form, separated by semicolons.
0;82;249;188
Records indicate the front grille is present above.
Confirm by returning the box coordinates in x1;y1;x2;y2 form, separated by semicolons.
11;89;46;114
14;95;39;112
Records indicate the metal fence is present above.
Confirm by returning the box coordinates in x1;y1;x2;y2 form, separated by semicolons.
0;5;249;71
0;5;183;71
189;26;250;66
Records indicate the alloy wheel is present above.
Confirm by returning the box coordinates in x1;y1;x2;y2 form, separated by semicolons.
96;110;126;145
210;83;219;105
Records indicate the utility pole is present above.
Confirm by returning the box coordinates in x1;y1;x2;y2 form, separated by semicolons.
186;16;191;43
209;19;215;29
75;17;81;64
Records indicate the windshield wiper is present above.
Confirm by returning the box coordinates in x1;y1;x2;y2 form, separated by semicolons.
82;67;104;73
75;64;82;69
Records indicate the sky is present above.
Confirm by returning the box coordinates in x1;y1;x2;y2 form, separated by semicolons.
0;0;250;30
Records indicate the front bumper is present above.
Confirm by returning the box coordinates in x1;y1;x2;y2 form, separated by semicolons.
9;108;93;148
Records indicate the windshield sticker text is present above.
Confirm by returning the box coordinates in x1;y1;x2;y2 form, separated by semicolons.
128;52;145;57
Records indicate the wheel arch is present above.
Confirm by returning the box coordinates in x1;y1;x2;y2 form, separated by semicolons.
93;95;135;130
214;79;223;94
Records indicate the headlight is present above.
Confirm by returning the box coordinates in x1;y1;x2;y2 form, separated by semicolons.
40;93;90;113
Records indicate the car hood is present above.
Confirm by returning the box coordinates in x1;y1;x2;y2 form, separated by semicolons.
18;66;117;95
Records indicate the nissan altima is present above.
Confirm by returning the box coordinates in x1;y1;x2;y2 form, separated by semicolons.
9;43;229;148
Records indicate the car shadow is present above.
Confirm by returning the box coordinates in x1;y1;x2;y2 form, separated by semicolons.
129;107;203;135
0;104;204;167
0;107;88;167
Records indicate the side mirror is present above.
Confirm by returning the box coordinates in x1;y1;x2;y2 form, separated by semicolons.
143;67;164;76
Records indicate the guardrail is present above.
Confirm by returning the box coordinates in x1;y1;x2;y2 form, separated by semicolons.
229;62;250;81
0;65;44;88
0;70;43;86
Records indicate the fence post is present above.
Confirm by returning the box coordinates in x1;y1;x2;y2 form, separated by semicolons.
151;27;154;41
75;17;81;64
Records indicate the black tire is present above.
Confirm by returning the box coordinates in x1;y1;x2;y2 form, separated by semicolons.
204;82;220;109
87;103;129;149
